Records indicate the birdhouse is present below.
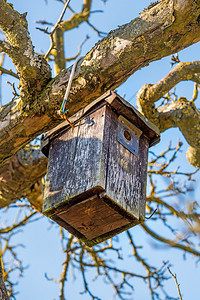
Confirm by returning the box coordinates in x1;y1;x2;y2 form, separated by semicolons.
41;90;160;246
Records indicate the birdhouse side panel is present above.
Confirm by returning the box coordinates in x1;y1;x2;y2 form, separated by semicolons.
43;105;110;214
43;124;80;212
61;105;110;199
105;110;149;220
137;136;149;220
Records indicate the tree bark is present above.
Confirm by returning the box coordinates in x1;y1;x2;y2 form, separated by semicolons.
0;0;200;209
0;148;47;211
0;259;9;300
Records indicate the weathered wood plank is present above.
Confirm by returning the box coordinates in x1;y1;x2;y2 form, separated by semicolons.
58;195;130;240
105;109;149;220
43;124;79;212
43;106;109;213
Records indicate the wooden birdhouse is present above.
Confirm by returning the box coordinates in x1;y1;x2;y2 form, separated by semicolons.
41;90;160;246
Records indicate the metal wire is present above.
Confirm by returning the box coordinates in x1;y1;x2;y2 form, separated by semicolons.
58;56;83;127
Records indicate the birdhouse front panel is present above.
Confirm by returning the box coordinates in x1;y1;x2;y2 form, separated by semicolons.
41;90;160;246
105;111;149;221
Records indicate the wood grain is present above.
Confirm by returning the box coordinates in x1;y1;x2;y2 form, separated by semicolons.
43;106;109;212
105;108;149;220
58;195;130;240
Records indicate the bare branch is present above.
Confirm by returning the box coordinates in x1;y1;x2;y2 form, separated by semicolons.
86;20;107;36
45;0;92;74
0;205;40;297
191;83;199;102
61;0;92;31
0;259;9;300
0;52;4;108
141;223;200;257
136;69;200;168
0;211;38;234
65;35;89;62
44;0;71;59
0;67;19;79
168;267;183;300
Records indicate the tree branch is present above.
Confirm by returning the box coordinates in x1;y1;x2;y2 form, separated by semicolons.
0;259;9;300
1;0;200;168
65;35;89;62
61;0;92;31
168;267;183;300
137;71;200;167
44;0;71;60
0;147;47;211
141;223;200;257
137;61;200;106
47;0;92;75
0;66;19;79
0;0;51;96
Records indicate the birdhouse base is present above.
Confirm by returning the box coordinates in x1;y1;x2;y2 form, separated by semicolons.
48;192;140;247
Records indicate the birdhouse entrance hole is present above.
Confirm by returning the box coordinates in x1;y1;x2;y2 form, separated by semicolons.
124;130;131;141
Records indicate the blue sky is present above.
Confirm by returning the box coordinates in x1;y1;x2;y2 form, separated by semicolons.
1;0;200;299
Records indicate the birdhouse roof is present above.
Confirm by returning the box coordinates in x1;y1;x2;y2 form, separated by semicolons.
41;90;160;157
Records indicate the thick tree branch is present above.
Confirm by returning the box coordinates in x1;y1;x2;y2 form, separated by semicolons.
138;61;200;105
1;0;200;168
0;147;47;210
0;259;9;300
136;66;200;167
0;0;51;96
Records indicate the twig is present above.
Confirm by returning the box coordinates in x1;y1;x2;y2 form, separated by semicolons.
86;20;107;36
44;0;71;59
168;267;183;300
0;66;19;79
141;223;200;257
59;235;74;300
6;81;20;101
35;19;54;26
65;35;89;62
0;211;37;234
